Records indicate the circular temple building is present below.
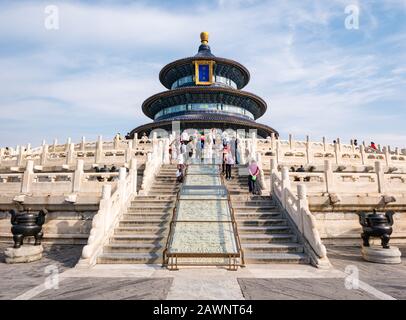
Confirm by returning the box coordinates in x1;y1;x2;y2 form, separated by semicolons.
131;32;278;138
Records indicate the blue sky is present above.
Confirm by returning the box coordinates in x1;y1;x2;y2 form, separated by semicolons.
0;0;405;148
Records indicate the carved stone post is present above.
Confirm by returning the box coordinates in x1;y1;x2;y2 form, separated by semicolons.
281;166;291;208
375;161;386;194
297;184;308;234
96;135;103;164
81;136;86;152
270;158;277;195
125;140;133;163
21;160;34;193
306;135;311;164
41;144;49;166
130;158;138;194
66;143;75;165
17;146;25;167
324;160;335;194
73;159;84;193
360;145;365;165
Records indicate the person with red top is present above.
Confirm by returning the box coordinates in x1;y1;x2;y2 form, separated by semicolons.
370;142;377;150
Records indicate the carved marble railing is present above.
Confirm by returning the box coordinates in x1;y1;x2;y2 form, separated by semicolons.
271;164;330;268
78;159;138;266
0;160;122;196
284;160;406;195
138;137;170;195
0;136;152;169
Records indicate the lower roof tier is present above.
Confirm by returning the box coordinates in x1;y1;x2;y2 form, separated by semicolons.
130;113;278;139
141;86;267;120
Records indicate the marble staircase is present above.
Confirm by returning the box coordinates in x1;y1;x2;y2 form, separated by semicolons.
226;166;310;264
97;164;179;264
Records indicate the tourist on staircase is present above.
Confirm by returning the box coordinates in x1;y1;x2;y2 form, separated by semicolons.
248;160;261;195
225;151;235;180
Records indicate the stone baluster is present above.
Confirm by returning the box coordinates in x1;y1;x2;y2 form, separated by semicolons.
41;144;49;166
334;140;341;165
269;158;277;194
383;146;390;166
270;132;276;151
53;139;58;152
96;135;103;163
130;158;138;194
17;146;25;167
66;137;72;152
81;136;86;152
73;159;84;192
133;133;138;146
322;136;326;152
306;135;311;164
324;159;335;194
281;166;291;208
276;140;282;164
125;140;133;163
118;167;127;206
114;134;120;150
0;148;4;165
21;160;34;193
375;161;386;194
297;184;308;234
395;147;400;156
163;138;170;164
101;184;112;235
360;145;365;165
66;143;75;165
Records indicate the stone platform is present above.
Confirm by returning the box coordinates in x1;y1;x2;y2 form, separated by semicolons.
1;243;405;300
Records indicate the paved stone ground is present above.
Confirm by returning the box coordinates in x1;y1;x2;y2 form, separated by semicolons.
0;242;83;300
33;277;173;300
326;245;406;300
237;278;376;300
1;243;405;300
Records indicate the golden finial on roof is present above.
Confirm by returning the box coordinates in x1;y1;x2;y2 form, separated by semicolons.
200;32;209;45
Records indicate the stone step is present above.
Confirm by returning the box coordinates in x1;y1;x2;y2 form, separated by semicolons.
230;195;273;201
110;235;166;244
127;207;174;214
103;243;164;254
129;203;175;209
238;225;292;234
123;212;171;220
242;243;304;253
234;212;281;219
131;199;175;205
236;219;287;226
231;201;275;206
240;234;297;243
150;185;180;190
97;252;162;264
119;219;169;227
133;195;176;201
244;253;310;264
149;190;179;196
233;206;278;212
114;226;168;235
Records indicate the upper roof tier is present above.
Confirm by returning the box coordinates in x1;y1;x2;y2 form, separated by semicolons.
159;32;250;90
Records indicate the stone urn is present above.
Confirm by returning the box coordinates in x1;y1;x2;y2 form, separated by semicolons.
359;209;395;249
9;208;48;248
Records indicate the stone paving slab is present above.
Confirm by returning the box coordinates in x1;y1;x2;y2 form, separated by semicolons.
0;242;83;300
237;278;377;300
327;245;406;300
176;199;230;221
170;222;237;254
32;277;173;300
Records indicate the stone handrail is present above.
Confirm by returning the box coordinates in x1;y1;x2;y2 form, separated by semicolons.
139;137;170;195
78;158;138;266
271;163;330;268
0;160;123;196
0;136;152;168
286;160;406;195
